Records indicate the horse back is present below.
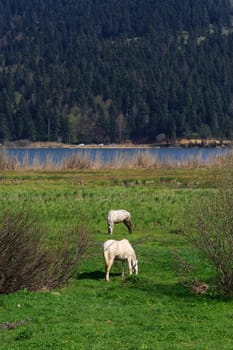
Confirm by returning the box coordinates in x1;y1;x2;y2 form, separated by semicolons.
107;209;131;223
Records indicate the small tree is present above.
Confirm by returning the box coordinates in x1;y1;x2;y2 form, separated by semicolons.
0;211;89;293
181;173;233;297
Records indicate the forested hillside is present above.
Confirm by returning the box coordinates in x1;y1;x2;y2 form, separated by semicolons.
0;0;233;144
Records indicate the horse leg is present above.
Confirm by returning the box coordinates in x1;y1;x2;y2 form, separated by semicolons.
108;222;113;234
105;259;113;281
123;219;132;233
128;257;133;275
121;260;125;279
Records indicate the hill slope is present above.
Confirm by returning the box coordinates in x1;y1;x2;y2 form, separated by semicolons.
0;0;233;143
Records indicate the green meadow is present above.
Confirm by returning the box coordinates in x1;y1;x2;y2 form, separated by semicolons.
0;168;233;349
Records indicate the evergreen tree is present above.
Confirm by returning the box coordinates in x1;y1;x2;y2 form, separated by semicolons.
0;0;232;142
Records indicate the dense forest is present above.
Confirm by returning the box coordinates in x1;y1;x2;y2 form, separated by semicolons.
0;0;233;144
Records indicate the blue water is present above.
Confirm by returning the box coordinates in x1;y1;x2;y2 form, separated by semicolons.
2;147;230;167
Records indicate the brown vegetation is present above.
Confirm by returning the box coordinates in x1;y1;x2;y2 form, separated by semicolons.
0;147;233;171
176;169;233;297
0;211;89;293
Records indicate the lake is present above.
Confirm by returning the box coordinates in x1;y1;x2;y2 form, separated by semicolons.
2;147;230;167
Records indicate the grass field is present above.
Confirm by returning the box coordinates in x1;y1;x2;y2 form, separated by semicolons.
0;168;233;349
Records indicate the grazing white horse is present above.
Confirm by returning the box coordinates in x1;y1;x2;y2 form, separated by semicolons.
103;239;138;281
107;209;132;234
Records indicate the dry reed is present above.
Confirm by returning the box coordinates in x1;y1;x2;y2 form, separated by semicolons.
0;148;232;171
0;150;18;171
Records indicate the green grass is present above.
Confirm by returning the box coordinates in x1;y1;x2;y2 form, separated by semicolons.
0;168;233;349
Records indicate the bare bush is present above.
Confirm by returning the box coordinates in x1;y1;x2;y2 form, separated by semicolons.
0;211;89;293
180;174;233;297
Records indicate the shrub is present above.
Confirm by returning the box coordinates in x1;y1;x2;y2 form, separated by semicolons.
180;174;233;297
0;211;89;293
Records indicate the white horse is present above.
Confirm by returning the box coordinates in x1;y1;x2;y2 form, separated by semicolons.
103;239;138;281
107;209;132;234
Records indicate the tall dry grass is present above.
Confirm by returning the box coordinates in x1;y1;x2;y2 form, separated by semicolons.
207;150;233;168
0;151;18;171
0;148;232;171
60;149;233;170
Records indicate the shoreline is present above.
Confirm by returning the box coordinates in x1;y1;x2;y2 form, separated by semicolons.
1;139;232;149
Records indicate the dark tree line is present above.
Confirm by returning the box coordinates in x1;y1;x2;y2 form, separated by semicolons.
0;0;233;143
